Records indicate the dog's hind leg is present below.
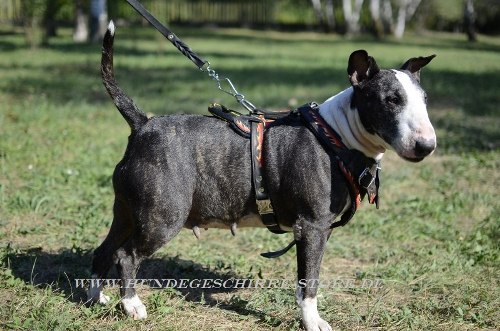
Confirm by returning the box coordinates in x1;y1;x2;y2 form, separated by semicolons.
88;199;134;304
113;240;148;320
115;207;187;320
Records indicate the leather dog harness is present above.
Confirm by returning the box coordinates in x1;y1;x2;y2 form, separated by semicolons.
125;0;380;257
209;103;381;257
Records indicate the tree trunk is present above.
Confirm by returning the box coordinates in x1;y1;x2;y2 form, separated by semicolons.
73;0;88;42
90;0;107;42
42;0;60;45
324;0;335;32
343;0;364;35
381;0;393;35
310;0;324;28
370;0;384;37
394;1;407;39
393;0;422;39
20;0;43;48
406;0;421;17
464;0;477;42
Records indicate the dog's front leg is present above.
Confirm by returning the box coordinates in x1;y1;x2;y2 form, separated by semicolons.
295;222;333;331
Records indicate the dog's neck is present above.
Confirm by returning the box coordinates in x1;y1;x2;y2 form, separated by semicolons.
319;87;388;161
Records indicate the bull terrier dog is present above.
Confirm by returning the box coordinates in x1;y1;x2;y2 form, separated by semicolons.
88;21;436;331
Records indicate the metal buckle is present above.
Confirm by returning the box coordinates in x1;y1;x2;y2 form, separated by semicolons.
256;199;274;215
358;167;375;189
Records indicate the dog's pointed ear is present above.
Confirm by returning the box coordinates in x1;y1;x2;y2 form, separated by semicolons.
348;50;380;87
400;54;436;82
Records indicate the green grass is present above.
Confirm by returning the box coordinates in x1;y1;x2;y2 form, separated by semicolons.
1;25;499;330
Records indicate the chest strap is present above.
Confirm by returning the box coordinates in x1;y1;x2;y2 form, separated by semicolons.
250;120;287;234
297;102;380;228
209;104;286;234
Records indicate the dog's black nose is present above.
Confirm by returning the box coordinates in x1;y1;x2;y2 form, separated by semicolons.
414;138;436;158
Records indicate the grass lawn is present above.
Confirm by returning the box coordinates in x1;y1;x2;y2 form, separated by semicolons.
0;25;499;330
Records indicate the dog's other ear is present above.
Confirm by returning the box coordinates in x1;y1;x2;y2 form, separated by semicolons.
348;50;380;87
400;54;436;82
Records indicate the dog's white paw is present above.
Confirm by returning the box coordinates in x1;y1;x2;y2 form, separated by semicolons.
302;316;333;331
87;288;110;305
300;297;333;331
122;295;148;320
97;292;111;304
315;317;333;331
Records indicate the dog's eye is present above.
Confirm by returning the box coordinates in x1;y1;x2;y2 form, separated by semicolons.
386;96;400;105
424;93;428;103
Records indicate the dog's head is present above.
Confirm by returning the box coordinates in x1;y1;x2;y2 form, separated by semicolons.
348;50;436;162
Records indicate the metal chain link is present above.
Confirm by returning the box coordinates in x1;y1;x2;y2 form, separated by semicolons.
201;62;257;112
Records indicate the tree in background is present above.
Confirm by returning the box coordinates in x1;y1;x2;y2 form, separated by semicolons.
19;0;68;46
73;0;88;42
73;0;107;43
42;0;62;42
342;0;364;35
4;0;498;45
393;0;422;38
368;0;422;38
369;0;385;37
308;0;423;38
90;0;107;42
310;0;336;32
17;0;108;44
324;0;336;31
20;0;40;47
474;0;500;34
310;0;325;28
464;0;477;42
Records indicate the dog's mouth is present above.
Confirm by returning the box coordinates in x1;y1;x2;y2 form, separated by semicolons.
392;139;436;163
401;155;425;163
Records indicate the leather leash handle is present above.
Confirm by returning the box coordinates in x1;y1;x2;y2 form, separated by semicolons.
126;0;207;69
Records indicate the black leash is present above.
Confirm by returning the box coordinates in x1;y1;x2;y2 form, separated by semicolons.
126;0;206;69
125;0;258;113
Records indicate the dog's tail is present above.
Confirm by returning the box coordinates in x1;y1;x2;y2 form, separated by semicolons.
101;21;148;132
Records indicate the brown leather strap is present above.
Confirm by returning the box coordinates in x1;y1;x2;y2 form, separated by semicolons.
296;103;380;228
250;120;286;234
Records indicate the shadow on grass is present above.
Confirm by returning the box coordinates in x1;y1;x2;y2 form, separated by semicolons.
41;40;260;63
4;248;278;325
0;40;19;52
